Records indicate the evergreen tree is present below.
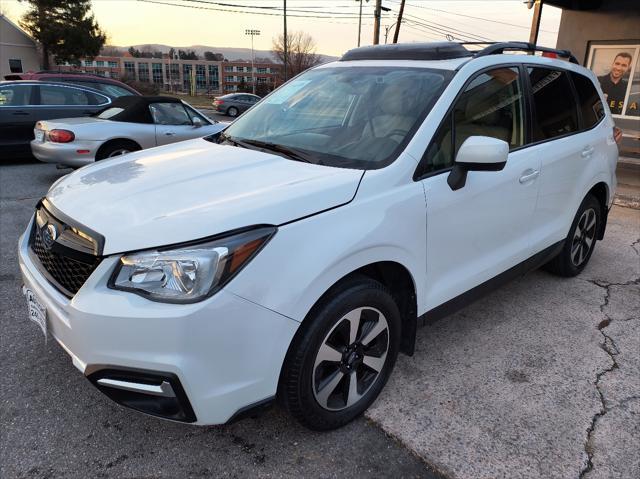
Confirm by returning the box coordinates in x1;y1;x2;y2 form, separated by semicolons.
20;0;106;69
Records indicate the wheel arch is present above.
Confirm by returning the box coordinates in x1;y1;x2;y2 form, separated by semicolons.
585;181;610;240
301;261;419;356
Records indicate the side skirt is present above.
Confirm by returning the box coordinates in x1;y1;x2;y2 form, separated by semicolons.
418;240;564;327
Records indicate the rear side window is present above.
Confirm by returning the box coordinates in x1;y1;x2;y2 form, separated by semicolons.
570;72;605;130
38;85;109;106
528;68;578;142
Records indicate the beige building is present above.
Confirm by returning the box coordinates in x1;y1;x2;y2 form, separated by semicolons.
0;15;40;79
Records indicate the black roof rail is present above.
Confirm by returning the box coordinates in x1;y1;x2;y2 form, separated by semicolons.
475;42;579;64
340;42;473;62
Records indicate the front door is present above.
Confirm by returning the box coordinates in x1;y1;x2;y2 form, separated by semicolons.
417;66;541;310
151;102;201;146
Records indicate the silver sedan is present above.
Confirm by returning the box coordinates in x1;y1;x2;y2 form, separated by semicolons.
31;96;226;167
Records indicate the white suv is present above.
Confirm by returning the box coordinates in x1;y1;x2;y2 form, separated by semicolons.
19;42;618;430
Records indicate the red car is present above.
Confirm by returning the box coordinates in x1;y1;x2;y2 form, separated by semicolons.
4;71;140;99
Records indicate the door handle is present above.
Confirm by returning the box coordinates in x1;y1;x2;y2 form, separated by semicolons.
164;132;175;136
12;111;29;116
519;169;539;184
581;146;595;158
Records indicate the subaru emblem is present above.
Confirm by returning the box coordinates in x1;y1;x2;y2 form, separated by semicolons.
41;223;58;249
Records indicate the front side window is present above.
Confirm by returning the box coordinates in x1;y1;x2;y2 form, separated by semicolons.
570;72;605;130
150;102;191;125
421;67;524;176
528;67;578;142
221;66;451;169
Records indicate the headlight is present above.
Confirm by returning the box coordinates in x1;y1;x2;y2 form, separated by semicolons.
108;226;276;303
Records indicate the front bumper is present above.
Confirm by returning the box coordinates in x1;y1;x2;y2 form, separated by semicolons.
18;219;299;425
31;139;101;167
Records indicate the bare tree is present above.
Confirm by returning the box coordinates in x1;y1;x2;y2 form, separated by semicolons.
272;31;322;78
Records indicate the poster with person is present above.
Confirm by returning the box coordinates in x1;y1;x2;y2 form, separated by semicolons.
587;44;639;117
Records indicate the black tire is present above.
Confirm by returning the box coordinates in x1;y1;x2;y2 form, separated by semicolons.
227;107;239;118
96;140;141;160
279;276;401;430
544;194;601;277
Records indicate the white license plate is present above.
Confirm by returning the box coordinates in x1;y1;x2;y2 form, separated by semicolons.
23;286;47;338
34;129;45;142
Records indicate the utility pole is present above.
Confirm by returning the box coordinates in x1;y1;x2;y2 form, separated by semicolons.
283;0;288;81
528;0;543;46
373;0;382;45
245;29;260;95
393;0;405;44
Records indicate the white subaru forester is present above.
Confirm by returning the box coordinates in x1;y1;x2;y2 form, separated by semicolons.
19;42;618;430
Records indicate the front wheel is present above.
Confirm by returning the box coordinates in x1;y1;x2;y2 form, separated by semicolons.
544;194;601;277
279;276;401;430
227;107;239;117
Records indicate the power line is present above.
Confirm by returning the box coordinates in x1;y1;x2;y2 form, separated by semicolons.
387;0;557;34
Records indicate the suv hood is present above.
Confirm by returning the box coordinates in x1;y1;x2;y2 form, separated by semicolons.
46;139;363;255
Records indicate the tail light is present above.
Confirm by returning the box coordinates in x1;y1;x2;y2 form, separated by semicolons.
214;99;224;105
613;126;622;145
48;129;75;143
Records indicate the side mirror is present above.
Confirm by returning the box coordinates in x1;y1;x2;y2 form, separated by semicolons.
447;136;509;191
192;116;203;128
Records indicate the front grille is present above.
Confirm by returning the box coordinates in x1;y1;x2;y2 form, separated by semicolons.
29;206;102;297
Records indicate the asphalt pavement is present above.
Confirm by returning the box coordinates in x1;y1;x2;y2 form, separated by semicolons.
0;162;438;477
2;159;638;479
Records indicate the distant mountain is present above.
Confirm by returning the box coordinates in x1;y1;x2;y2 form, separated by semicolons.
106;44;338;63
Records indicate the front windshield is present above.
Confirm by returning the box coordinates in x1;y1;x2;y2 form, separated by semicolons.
221;66;452;169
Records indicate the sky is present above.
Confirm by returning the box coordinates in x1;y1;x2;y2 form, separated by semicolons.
2;0;562;57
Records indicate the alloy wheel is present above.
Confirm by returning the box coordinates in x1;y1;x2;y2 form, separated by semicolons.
571;207;597;266
107;148;132;158
312;307;389;411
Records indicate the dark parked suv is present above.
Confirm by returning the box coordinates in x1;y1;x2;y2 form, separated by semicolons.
0;81;112;159
4;72;140;98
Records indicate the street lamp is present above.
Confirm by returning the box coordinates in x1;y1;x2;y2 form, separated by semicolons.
245;29;261;95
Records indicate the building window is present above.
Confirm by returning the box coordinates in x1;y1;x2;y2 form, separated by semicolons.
208;65;219;90
257;67;267;74
196;64;206;89
225;76;234;82
108;61;118;68
236;66;244;72
224;66;233;72
152;63;163;84
224;84;236;91
124;61;135;79
183;64;193;90
138;62;150;82
8;59;23;73
257;77;267;84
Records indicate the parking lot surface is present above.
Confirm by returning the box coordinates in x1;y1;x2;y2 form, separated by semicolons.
366;206;639;478
2;160;638;479
0;162;438;479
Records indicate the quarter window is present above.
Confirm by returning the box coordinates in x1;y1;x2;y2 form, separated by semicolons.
528;67;578;142
570;72;605;130
421;67;524;175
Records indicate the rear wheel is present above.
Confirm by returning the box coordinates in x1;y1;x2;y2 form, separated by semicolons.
227;106;239;118
96;140;141;160
279;276;401;430
544;194;601;277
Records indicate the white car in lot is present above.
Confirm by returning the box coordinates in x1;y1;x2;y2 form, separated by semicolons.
31;96;225;167
19;42;618;430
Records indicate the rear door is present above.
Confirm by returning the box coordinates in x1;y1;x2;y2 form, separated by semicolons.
525;67;599;252
34;83;111;121
0;84;38;157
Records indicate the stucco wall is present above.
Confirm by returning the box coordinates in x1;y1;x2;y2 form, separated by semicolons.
554;0;639;64
0;16;40;78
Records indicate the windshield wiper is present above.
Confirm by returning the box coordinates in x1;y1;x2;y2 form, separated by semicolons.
238;139;315;164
